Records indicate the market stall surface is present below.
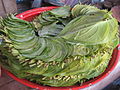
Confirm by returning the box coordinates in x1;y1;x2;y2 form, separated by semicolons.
0;71;33;90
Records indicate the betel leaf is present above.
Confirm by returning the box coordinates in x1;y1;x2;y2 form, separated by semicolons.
59;10;118;45
59;9;108;36
71;4;99;17
49;6;71;18
38;21;64;37
0;5;119;87
33;6;71;27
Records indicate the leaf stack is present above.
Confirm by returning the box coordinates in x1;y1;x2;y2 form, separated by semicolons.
0;4;119;87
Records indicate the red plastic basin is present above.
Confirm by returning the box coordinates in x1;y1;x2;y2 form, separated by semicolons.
3;7;120;90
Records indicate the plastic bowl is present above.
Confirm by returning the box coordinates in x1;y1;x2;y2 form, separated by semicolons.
3;7;120;90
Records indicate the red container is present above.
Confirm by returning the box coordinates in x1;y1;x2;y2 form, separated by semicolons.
3;7;120;90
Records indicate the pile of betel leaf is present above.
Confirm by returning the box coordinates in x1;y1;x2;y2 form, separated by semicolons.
0;4;119;87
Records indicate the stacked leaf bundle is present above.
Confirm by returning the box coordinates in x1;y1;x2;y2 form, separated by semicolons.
0;4;119;87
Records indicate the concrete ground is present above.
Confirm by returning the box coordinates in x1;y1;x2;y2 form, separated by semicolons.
0;72;31;90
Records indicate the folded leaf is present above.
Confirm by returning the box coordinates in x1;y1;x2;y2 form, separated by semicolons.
59;10;118;45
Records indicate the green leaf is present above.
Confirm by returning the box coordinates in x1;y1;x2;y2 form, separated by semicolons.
59;11;118;45
38;22;64;37
71;4;99;17
49;6;71;18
